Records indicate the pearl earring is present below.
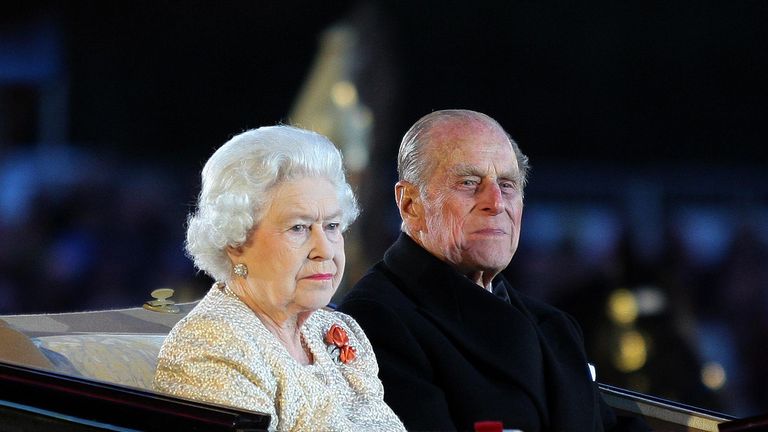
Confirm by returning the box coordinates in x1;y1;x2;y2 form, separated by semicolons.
233;263;248;278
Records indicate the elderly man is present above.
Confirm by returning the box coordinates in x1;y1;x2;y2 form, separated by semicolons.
339;110;646;431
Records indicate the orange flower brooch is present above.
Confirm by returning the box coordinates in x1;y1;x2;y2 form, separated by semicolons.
325;323;357;365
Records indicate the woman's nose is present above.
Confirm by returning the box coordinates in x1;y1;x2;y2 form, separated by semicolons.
309;227;334;260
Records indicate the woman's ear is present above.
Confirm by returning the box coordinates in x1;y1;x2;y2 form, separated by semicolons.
395;181;425;232
226;226;256;261
225;245;244;260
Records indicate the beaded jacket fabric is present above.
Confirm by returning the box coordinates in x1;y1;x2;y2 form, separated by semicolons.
153;285;405;432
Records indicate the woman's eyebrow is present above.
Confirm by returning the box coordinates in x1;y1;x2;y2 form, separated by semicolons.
280;209;343;222
324;210;343;220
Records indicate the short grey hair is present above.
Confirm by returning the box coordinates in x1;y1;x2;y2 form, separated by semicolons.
397;109;530;190
186;125;360;283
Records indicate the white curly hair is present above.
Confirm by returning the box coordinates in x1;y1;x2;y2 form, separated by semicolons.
185;125;360;283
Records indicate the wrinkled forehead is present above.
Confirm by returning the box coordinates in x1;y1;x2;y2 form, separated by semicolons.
428;116;503;141
424;118;518;175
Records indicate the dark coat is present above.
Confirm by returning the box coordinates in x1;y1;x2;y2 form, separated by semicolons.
339;233;644;432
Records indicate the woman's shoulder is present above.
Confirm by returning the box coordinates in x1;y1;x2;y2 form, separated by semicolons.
310;308;365;337
163;287;264;352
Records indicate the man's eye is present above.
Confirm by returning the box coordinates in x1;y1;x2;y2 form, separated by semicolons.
290;225;308;232
326;223;340;231
461;179;478;186
500;181;516;189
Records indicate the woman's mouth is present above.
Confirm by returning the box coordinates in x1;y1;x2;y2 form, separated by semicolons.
305;273;334;281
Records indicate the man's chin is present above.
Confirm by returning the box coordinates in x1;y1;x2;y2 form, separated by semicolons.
464;253;512;274
462;240;512;260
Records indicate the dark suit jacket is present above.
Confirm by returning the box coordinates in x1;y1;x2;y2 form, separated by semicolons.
340;233;645;432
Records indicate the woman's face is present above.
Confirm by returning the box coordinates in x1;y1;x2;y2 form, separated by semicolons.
229;177;345;319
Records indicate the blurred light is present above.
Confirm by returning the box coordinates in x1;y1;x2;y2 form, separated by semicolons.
354;106;373;129
674;207;733;267
607;289;638;325
520;204;566;252
343;106;374;172
574;207;622;265
331;81;358;108
701;362;727;390
613;330;648;372
634;285;667;316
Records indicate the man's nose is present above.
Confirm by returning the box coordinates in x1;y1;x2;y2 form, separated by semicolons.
478;182;504;215
309;226;334;260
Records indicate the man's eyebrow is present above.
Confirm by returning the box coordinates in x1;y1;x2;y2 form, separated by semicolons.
451;164;481;176
498;172;521;182
451;164;519;181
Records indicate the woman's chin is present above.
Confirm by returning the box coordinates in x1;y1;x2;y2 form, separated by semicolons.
295;290;336;311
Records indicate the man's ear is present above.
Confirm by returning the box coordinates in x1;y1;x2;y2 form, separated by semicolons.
395;181;424;232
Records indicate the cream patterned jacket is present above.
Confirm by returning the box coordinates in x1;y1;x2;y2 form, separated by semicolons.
153;285;405;432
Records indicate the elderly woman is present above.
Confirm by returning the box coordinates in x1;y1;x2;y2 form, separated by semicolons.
153;126;404;431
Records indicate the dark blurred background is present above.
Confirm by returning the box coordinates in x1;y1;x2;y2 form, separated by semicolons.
1;0;766;418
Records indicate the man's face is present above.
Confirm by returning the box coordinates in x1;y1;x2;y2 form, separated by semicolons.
414;119;523;276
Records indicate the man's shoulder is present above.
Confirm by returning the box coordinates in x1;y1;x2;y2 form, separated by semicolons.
511;286;583;337
344;262;403;300
339;262;417;316
507;283;574;321
354;265;394;288
517;290;559;313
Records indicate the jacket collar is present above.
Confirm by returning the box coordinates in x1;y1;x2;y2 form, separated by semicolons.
382;233;549;420
382;233;522;319
381;233;602;431
382;232;476;320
